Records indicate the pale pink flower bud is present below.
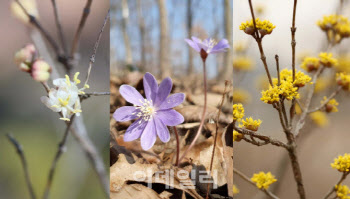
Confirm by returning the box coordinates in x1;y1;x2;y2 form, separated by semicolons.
32;71;50;82
32;60;51;72
19;63;31;72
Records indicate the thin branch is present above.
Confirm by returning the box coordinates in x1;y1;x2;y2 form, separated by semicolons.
234;126;288;149
51;0;68;55
173;126;180;167
15;0;60;56
290;0;298;126
323;172;350;199
84;10;110;86
6;134;37;199
79;92;110;101
308;86;342;113
43;115;75;199
233;167;280;199
206;81;229;199
70;0;93;58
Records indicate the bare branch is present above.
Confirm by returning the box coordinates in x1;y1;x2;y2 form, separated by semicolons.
323;172;350;199
51;0;68;55
308;86;342;113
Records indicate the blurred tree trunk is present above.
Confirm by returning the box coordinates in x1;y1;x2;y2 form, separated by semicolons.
187;0;194;74
137;0;146;71
219;0;233;81
121;0;133;67
157;0;171;78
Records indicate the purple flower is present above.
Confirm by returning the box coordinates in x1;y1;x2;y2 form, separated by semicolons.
113;73;185;150
185;36;230;56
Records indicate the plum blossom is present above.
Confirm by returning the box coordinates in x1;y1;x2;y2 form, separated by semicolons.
113;73;185;150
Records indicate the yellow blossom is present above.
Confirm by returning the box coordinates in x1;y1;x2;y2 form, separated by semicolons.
239;18;276;36
233;130;243;142
261;85;280;104
317;15;350;42
276;69;312;87
233;185;240;195
335;184;350;199
319;52;338;67
301;57;320;72
11;0;39;24
240;117;262;131
232;89;251;104
310;111;329;127
295;103;302;115
233;56;255;71
331;153;350;172
233;103;245;121
251;172;277;190
279;80;300;100
321;96;339;113
336;72;350;90
337;55;350;73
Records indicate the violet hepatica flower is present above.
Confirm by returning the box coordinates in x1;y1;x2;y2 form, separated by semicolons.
113;73;185;150
185;36;230;57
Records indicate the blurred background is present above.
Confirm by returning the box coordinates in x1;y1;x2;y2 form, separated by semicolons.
111;0;233;80
233;0;350;198
0;1;109;198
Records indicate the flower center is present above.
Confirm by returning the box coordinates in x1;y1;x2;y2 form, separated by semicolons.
204;38;217;53
134;99;156;122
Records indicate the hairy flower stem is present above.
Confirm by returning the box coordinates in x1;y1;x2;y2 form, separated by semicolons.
6;134;37;199
178;60;207;163
173;126;180;167
323;172;349;199
43;115;75;199
206;81;229;199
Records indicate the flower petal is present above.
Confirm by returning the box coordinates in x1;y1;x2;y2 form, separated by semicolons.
140;120;157;150
143;72;158;103
113;106;138;122
119;85;144;106
124;119;147;142
156;109;184;126
211;39;230;54
40;96;61;112
185;38;200;52
155;77;172;107
154;116;170;143
158;93;185;110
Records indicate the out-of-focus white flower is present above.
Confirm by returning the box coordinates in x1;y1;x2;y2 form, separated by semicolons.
11;0;39;24
41;72;89;121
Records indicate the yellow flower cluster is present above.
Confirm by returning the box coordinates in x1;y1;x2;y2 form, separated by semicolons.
321;96;339;113
319;52;338;67
310;111;329;127
233;103;245;121
261;69;312;104
301;57;320;72
239;18;276;36
232;185;240;195
331;153;350;172
240;117;262;131
317;14;350;41
251;172;277;190
233;130;243;142
233;56;255;71
335;184;350;199
232;89;251;104
336;72;350;90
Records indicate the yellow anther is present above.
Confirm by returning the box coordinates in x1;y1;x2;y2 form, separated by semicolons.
58;95;70;107
84;84;90;89
65;75;71;86
74;72;81;84
59;117;70;121
73;109;82;113
51;105;60;108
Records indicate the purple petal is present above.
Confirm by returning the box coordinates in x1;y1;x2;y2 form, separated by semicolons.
154;116;170;142
113;106;138;122
140;120;157;150
156;109;184;126
119;85;144;106
185;39;200;52
158;93;185;110
124;119;147;142
155;77;172;107
211;39;230;54
143;72;158;103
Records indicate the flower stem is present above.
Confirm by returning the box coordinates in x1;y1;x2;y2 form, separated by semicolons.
178;60;207;163
323;172;349;199
173;126;180;166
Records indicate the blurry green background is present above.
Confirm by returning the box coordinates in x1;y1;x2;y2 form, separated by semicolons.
0;1;109;198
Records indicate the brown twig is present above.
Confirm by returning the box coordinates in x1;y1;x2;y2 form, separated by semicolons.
84;9;110;86
70;0;93;58
290;0;298;127
51;0;68;55
308;86;342;113
178;59;207;163
323;172;349;199
205;81;229;199
233;167;280;199
6;134;37;199
43;115;75;199
173;126;180;167
79;91;110;101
